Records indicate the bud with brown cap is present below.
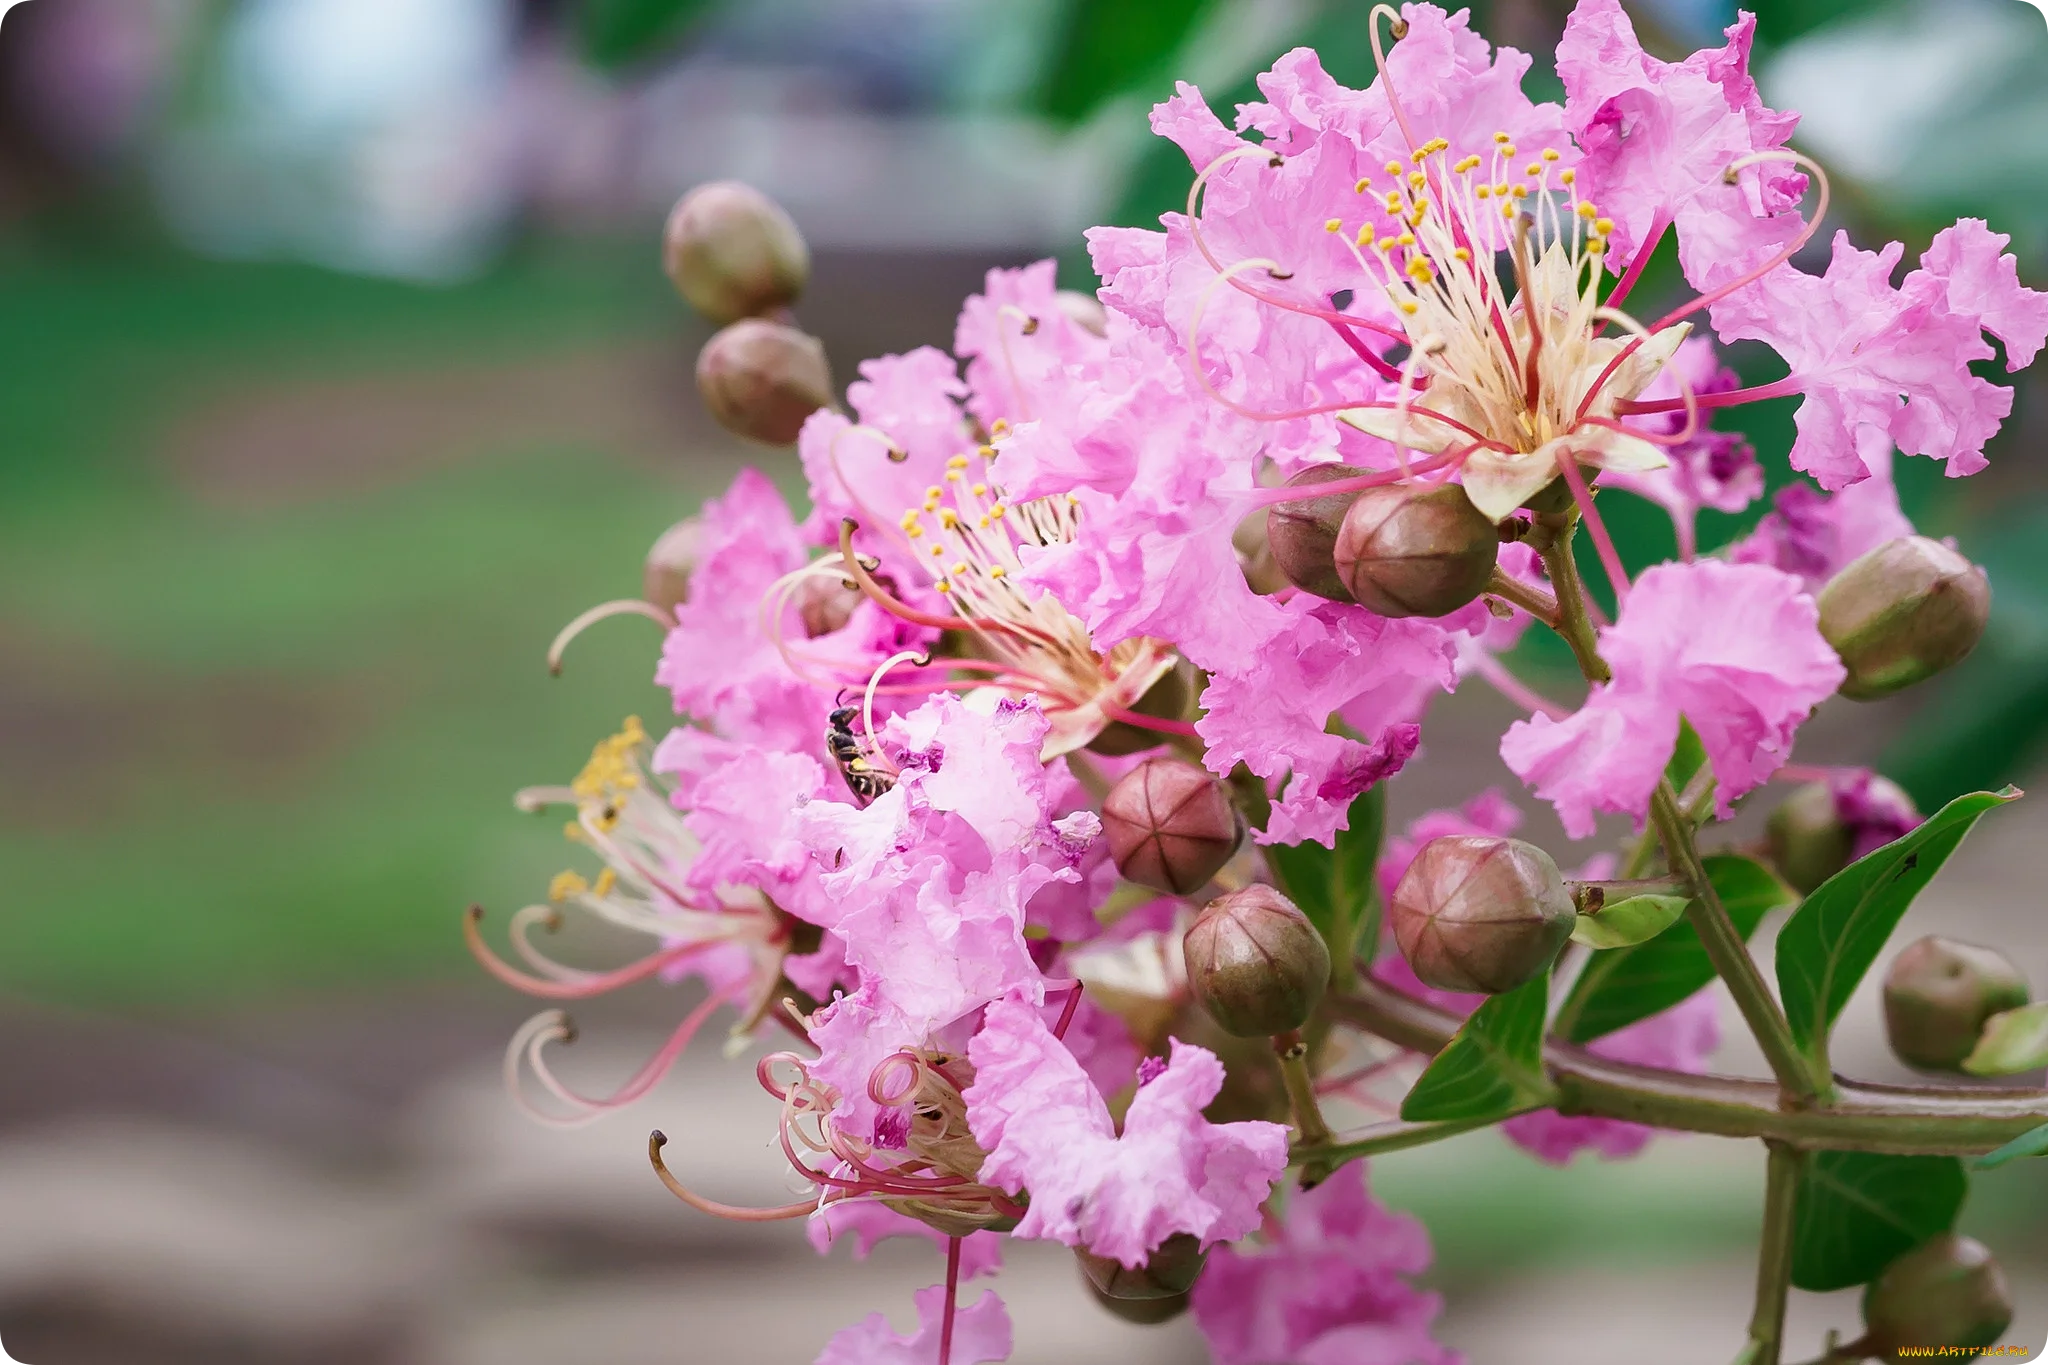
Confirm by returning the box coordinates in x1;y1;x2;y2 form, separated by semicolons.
696;319;834;445
1266;464;1367;601
642;517;704;614
794;572;861;638
1101;757;1241;895
663;181;809;325
1333;483;1499;618
1390;836;1574;994
1085;1282;1190;1325
1882;935;2030;1072
1075;1233;1207;1301
1184;886;1330;1038
1861;1234;2013;1363
1818;536;1990;700
1086;662;1194;756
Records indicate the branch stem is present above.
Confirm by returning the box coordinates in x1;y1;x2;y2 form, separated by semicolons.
1276;1030;1339;1185
1746;1142;1805;1365
1292;1111;1523;1167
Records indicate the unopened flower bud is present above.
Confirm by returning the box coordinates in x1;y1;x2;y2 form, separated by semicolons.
696;319;833;445
662;181;809;325
1184;886;1330;1037
1862;1234;2013;1363
1818;536;1990;700
1882;935;2030;1072
642;516;704;614
1086;661;1194;756
1266;464;1366;602
1334;483;1499;618
1101;757;1241;895
795;572;860;637
1390;836;1574;994
1055;289;1108;336
1085;1281;1190;1325
1766;782;1854;895
1233;509;1291;596
1075;1233;1207;1301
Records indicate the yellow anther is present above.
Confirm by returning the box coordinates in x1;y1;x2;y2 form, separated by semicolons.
1595;217;1615;235
1397;232;1416;246
934;579;951;593
1494;131;1511;144
907;525;923;538
978;443;998;458
1384;159;1403;175
1502;204;1517;220
939;508;959;529
930;544;945;556
1356;224;1374;246
947;561;966;576
926;485;944;500
946;453;969;469
562;822;582;843
1454;155;1482;173
1453;247;1472;262
1406;257;1434;282
1494;183;1510;196
970;482;987;497
549;870;589;903
592;868;617;897
1542;148;1561;162
944;470;963;482
1577;202;1598;219
989;566;1007;578
1525;162;1542;177
988;503;1006;518
1502;144;1517;157
988;420;1008;436
1383;192;1404;212
1587;238;1607;255
1399;299;1420;314
1325;218;1343;233
1509;184;1529;199
1407;171;1427;190
899;510;921;530
1560;168;1576;185
1355;176;1371;193
1476;185;1491;199
978;516;991;528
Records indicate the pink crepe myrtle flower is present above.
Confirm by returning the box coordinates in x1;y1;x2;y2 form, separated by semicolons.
1709;225;2048;491
1501;560;1846;837
1501;991;1722;1165
1728;473;1914;594
815;1283;1011;1365
1596;336;1761;557
1558;0;1804;292
964;997;1289;1266
808;1202;1004;1283
1192;1162;1460;1365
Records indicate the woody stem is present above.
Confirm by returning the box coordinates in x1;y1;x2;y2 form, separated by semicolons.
1276;1028;1338;1185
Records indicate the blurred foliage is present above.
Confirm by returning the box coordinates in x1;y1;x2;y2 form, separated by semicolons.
578;0;723;68
1034;0;1213;125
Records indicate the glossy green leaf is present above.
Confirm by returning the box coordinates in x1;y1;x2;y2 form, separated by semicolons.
1556;855;1793;1044
1790;1151;1967;1291
1666;715;1707;793
1963;1002;2048;1076
1975;1120;2048;1170
579;0;722;68
1400;974;1553;1123
1777;788;2020;1072
1571;893;1689;950
1267;783;1385;969
1036;0;1214;125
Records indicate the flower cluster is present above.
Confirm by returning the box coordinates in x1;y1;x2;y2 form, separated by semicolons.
469;5;2046;1362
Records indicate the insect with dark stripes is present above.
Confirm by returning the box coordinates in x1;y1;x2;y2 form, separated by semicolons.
826;704;895;805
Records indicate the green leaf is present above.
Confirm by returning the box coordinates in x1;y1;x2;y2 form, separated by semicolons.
1790;1151;1967;1291
1035;0;1214;125
1975;1120;2048;1170
1400;974;1554;1123
1556;855;1793;1044
1267;783;1385;969
1777;788;2021;1073
579;0;721;68
1666;715;1707;793
1571;893;1689;950
1962;1002;2048;1076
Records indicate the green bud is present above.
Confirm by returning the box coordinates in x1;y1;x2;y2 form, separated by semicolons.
1861;1234;2013;1363
1075;1233;1208;1301
1266;464;1366;602
662;181;809;325
1086;660;1195;756
1818;536;1990;700
1184;885;1330;1037
1883;935;2030;1072
1766;782;1856;895
642;516;704;614
696;319;834;445
1333;483;1499;618
1390;835;1574;994
1101;757;1241;896
1233;508;1293;596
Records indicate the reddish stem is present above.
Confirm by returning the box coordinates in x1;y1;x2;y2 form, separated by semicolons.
465;906;710;1000
1555;455;1630;607
1599;214;1670;324
939;1236;964;1365
1616;377;1801;415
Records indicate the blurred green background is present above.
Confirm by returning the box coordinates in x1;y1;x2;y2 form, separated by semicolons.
0;1;2043;1362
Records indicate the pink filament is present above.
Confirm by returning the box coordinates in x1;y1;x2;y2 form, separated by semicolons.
1616;377;1801;416
1555;455;1630;607
1598;214;1670;323
648;1131;819;1221
465;907;711;1000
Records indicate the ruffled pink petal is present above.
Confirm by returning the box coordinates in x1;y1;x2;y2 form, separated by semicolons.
814;1284;1011;1365
807;1203;1003;1282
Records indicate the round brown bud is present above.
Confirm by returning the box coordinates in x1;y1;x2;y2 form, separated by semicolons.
1086;661;1194;757
1333;483;1499;618
1233;508;1292;596
1076;1233;1208;1301
642;517;704;614
1086;1281;1190;1325
795;572;860;638
1055;289;1108;337
1101;757;1241;896
1184;885;1330;1037
1766;781;1856;896
1818;536;1990;700
696;319;834;445
1882;935;2030;1072
1266;464;1366;602
662;181;809;325
1390;836;1574;994
1862;1234;2013;1363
